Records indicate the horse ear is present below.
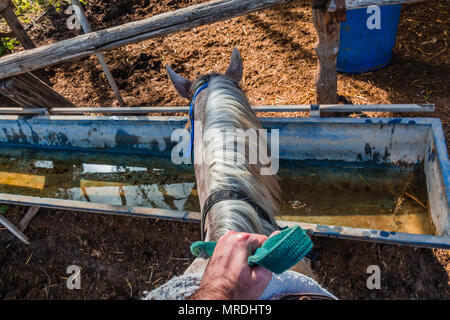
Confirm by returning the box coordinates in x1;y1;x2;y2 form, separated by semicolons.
166;65;192;99
225;48;243;84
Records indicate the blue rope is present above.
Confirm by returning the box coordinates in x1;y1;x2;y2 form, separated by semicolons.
186;83;209;159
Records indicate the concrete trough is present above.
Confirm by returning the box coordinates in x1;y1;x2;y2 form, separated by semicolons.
0;115;448;248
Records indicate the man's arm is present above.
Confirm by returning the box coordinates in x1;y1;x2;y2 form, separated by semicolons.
189;230;273;300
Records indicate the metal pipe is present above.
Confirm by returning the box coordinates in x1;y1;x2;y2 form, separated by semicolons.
0;104;435;115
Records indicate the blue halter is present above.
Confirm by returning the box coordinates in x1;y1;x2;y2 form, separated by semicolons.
186;83;209;159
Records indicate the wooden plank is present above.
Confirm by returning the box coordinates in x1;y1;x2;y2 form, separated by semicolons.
0;0;304;79
0;0;35;50
19;206;39;232
0;73;76;108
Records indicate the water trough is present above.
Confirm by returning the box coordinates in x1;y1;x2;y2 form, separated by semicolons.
0;114;448;248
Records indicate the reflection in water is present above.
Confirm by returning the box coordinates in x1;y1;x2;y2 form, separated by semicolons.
0;172;45;189
34;160;54;169
277;161;434;235
0;147;198;212
82;164;147;174
0;146;435;235
64;182;195;210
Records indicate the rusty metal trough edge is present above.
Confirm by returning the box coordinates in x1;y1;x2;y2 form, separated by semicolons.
0;115;447;249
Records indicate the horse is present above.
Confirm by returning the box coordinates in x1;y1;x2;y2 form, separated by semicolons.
165;48;314;280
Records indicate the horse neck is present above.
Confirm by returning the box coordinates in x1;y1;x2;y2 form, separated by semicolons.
194;76;280;241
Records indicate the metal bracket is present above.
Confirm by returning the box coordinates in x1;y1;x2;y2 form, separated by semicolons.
310;104;321;117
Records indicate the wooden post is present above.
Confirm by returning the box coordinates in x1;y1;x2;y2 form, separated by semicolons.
71;0;126;107
0;212;30;245
0;73;76;108
0;0;35;50
19;206;39;232
312;0;345;104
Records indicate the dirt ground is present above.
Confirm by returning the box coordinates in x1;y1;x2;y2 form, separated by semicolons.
0;0;449;299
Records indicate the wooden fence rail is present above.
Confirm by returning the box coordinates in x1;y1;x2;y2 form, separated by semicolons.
0;0;425;80
0;0;426;106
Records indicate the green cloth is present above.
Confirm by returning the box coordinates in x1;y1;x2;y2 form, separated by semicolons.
190;225;313;274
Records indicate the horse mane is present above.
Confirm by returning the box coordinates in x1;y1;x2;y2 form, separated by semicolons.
200;75;281;240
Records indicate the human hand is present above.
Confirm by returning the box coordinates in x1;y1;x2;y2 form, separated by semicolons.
189;230;273;300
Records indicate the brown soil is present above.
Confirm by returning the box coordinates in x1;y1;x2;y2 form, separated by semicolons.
0;0;449;299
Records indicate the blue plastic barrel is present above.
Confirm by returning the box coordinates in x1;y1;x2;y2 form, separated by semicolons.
337;4;402;73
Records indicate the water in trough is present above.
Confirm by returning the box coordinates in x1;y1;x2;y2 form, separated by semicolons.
0;146;435;235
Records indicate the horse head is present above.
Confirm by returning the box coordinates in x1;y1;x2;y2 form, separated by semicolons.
166;48;280;242
165;48;314;278
166;48;243;99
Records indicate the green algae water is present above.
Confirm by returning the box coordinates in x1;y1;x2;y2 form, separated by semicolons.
277;160;434;235
0;146;434;235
